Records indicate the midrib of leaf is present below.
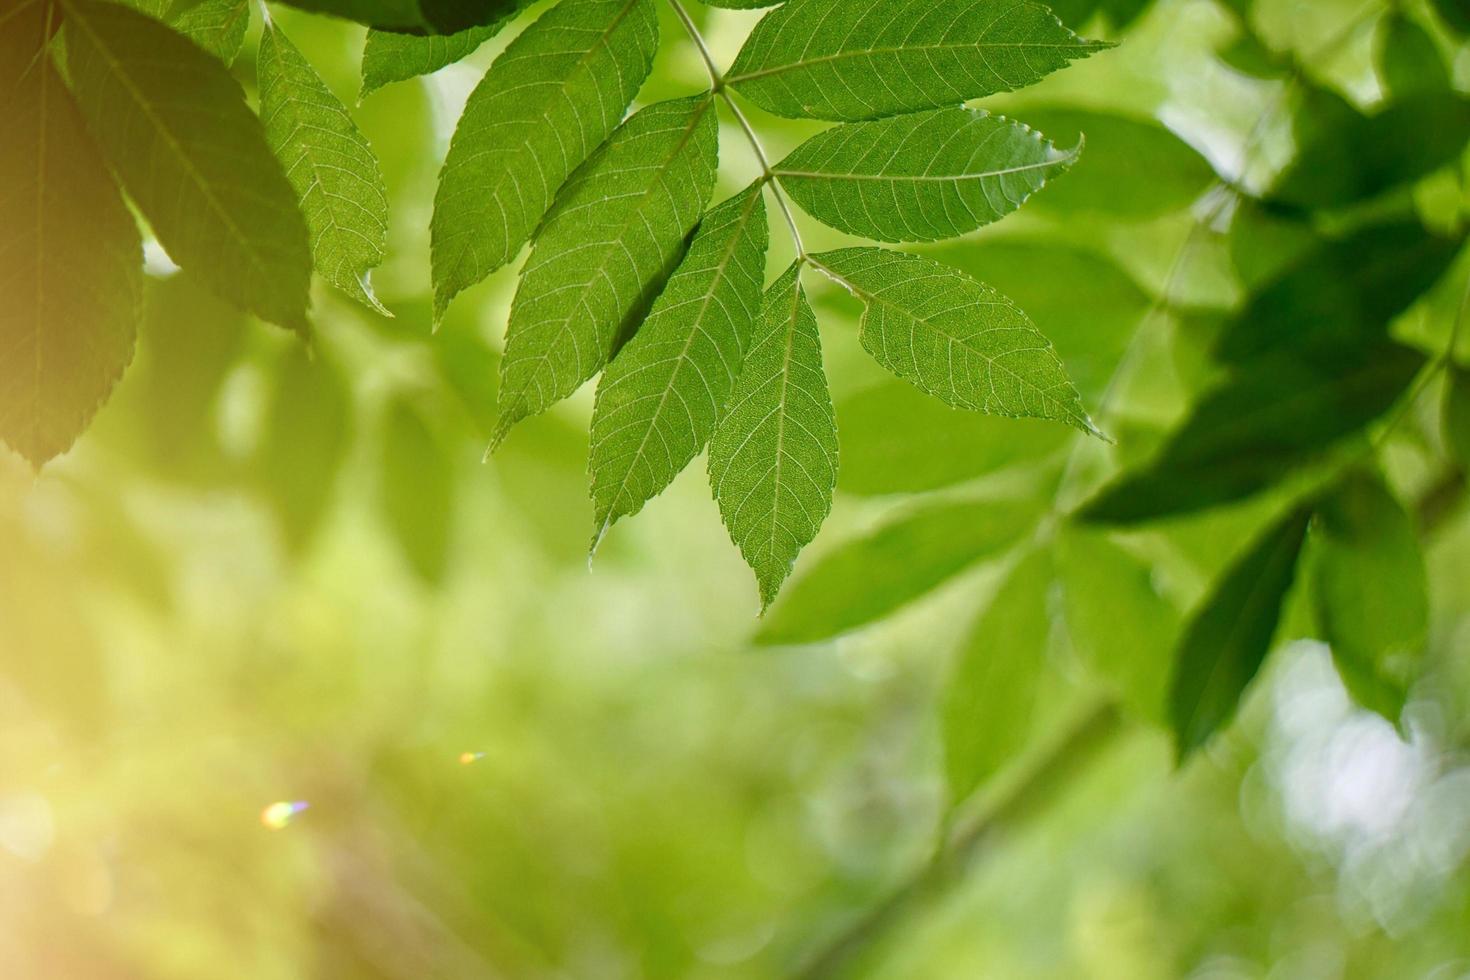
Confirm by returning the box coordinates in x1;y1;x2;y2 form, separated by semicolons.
728;40;1105;87
61;1;270;301
496;95;717;446
30;7;53;446
596;185;762;533
809;255;1094;432
775;157;1072;181
762;279;806;564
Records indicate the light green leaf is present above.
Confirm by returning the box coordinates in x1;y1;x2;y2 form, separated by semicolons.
773;108;1078;242
125;0;251;63
1171;507;1311;760
811;248;1096;434
708;263;838;611
430;0;659;320
260;21;391;315
589;184;768;543
1309;468;1428;722
62;0;312;333
1079;341;1426;525
942;548;1053;803
360;2;533;100
1057;526;1178;725
758;497;1042;645
494;96;719;447
727;0;1110;122
0;4;142;467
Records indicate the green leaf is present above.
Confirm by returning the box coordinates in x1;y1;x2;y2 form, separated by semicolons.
360;2;532;99
942;547;1053;803
494;95;719;447
1170;507;1311;759
1271;92;1470;210
0;3;142;467
430;0;659;320
1446;364;1470;468
1008;107;1215;219
773;108;1079;242
588;184;768;543
1377;13;1450;98
259;21;391;315
757;497;1041;645
702;0;779;8
811;248;1097;434
275;0;522;34
727;0;1110;122
125;0;251;63
380;398;456;584
1431;0;1470;37
1079;341;1426;525
1214;220;1463;364
62;0;313;333
1057;526;1178;725
1308;467;1428;722
708;263;838;610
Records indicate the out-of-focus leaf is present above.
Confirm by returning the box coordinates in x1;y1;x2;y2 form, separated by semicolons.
1080;341;1426;524
1215;221;1462;363
1309;467;1427;722
359;1;533;99
494;96;718;448
837;381;1070;495
942;548;1053;803
275;0;522;34
1446;364;1470;467
379;398;455;584
709;264;838;611
1171;506;1311;759
812;248;1098;434
757;497;1042;645
1057;526;1178;725
589;185;768;543
1046;0;1151;30
125;0;251;63
260;22;391;314
1218;32;1288;79
256;346;352;553
1016;108;1215;219
1431;0;1470;36
773;108;1079;242
430;0;659;320
726;0;1110;122
1271;92;1470;210
62;0;312;333
1377;13;1450;98
0;8;141;468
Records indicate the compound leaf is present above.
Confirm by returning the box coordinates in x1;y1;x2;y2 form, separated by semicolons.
431;0;659;320
774;108;1079;242
494;95;719;447
62;0;312;333
708;263;838;611
0;4;142;467
260;21;391;314
812;247;1096;434
758;496;1041;645
727;0;1110;122
589;183;768;543
1171;507;1311;759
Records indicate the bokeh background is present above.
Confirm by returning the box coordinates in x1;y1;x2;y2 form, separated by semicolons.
4;1;1470;977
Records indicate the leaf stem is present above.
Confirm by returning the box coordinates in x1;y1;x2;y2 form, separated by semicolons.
665;0;806;260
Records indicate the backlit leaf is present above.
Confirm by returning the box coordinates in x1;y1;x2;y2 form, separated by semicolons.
494;96;719;447
126;0;250;63
757;496;1041;645
359;2;533;99
260;21;391;314
1309;467;1427;722
589;184;768;543
0;4;142;467
708;264;838;610
1170;507;1311;759
774;108;1079;242
430;0;659;320
276;0;522;34
62;0;313;333
811;248;1096;434
727;0;1110;122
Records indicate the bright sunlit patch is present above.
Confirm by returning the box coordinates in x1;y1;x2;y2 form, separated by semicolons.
459;752;486;766
260;800;309;830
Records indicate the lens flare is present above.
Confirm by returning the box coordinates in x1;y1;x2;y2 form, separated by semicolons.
459;752;486;765
260;800;309;830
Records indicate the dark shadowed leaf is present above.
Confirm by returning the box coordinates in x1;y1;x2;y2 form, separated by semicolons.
1446;364;1470;467
125;0;250;63
276;0;522;34
1171;506;1311;759
1377;13;1450;98
757;496;1042;645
